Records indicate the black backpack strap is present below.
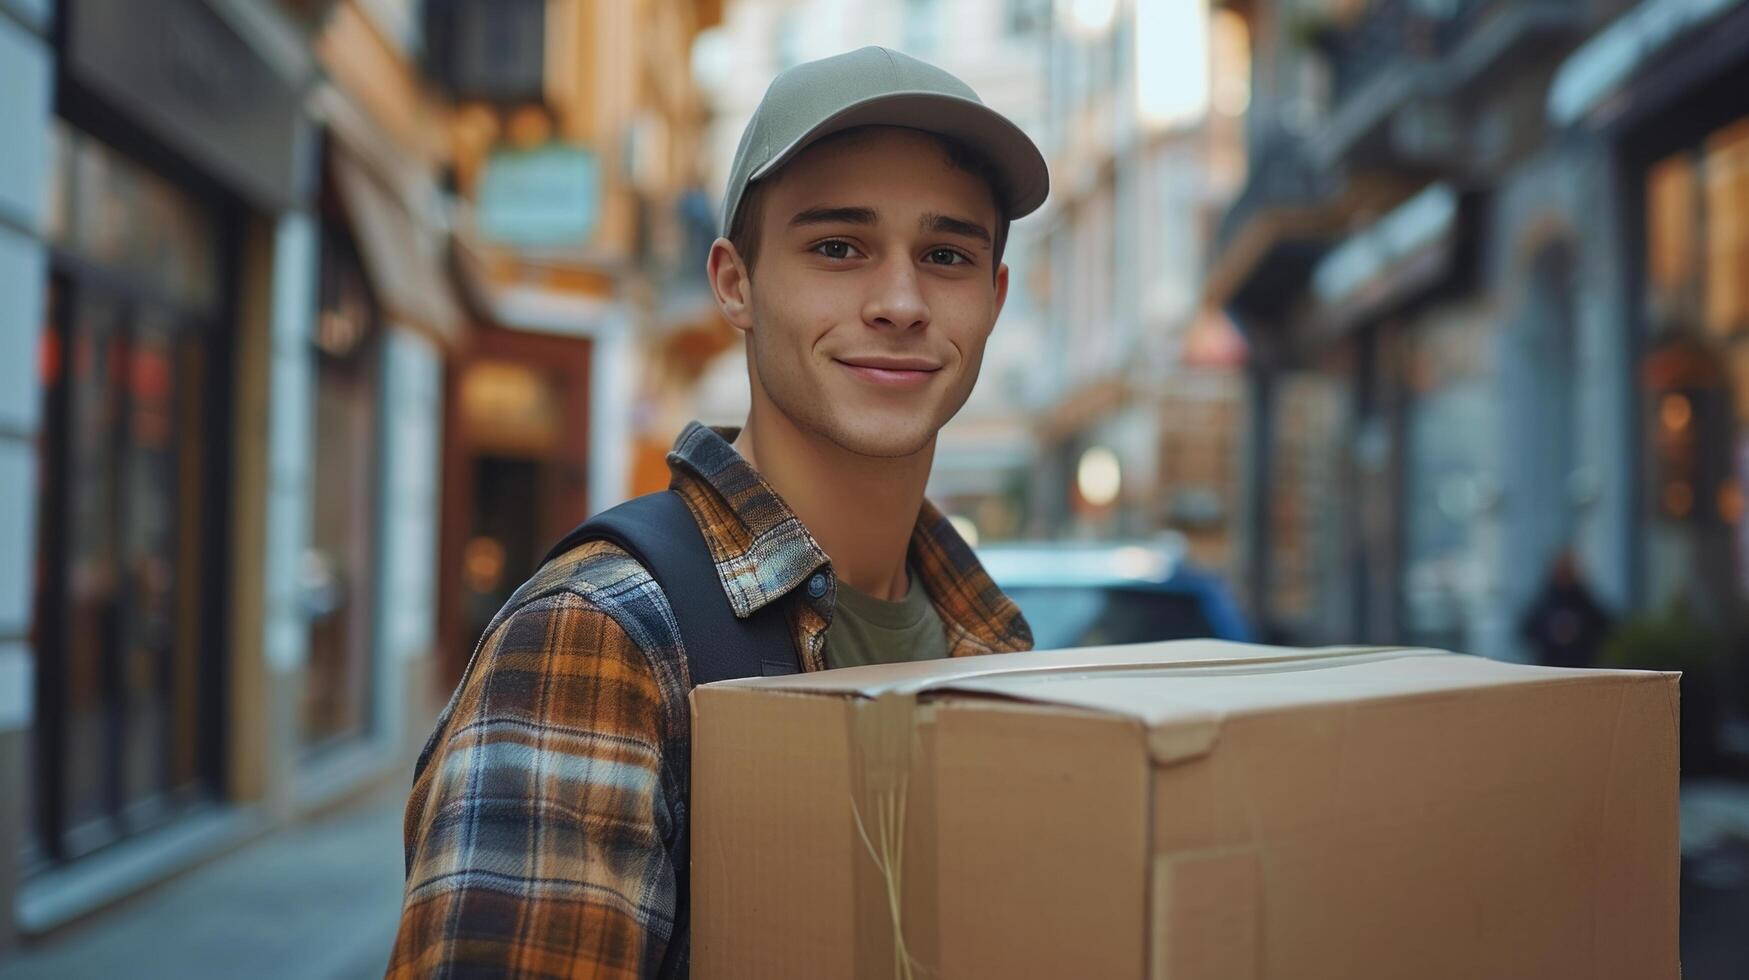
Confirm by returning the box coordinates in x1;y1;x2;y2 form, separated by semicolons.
541;490;800;685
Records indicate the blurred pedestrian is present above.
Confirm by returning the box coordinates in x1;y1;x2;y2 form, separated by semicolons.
389;47;1048;978
1518;548;1614;668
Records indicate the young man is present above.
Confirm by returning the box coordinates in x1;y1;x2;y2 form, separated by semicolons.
390;47;1048;977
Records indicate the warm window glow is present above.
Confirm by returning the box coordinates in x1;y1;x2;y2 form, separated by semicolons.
1720;480;1745;525
1647;153;1696;325
1660;392;1693;431
1703;119;1749;336
463;536;508;594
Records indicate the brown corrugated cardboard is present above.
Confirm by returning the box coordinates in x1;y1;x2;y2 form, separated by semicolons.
690;640;1680;979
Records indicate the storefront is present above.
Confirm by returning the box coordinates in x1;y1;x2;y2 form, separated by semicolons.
18;0;307;924
300;75;464;788
1399;303;1501;656
438;326;593;688
30;119;235;867
1265;357;1357;645
1616;55;1749;741
3;0;471;950
1546;0;1749;757
1635;102;1749;625
1246;185;1482;650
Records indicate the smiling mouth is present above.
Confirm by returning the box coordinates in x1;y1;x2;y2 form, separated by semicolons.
835;359;941;388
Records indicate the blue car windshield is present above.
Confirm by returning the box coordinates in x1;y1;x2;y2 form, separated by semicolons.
1003;585;1216;650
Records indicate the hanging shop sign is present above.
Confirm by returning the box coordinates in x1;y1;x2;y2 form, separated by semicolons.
1310;183;1460;336
476;143;601;249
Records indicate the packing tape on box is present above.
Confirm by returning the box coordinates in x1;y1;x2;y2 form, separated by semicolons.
847;692;941;980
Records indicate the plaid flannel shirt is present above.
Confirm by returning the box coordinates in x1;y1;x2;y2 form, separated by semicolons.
389;422;1033;978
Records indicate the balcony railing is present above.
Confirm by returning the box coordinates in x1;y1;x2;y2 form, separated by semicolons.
1317;0;1586;101
1310;0;1441;107
1216;122;1329;251
1305;0;1583;165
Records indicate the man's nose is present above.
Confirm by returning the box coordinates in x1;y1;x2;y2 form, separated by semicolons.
861;255;930;331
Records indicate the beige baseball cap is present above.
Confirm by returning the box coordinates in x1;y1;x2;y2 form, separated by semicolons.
720;46;1050;237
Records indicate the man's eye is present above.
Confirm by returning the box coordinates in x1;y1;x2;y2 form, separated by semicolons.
814;240;857;260
926;248;969;266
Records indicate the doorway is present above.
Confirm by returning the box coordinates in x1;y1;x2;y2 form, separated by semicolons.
438;328;593;688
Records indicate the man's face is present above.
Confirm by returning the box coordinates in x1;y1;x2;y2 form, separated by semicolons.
732;127;1009;459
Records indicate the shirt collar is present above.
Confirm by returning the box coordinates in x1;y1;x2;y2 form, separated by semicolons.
665;421;1032;654
666;421;830;619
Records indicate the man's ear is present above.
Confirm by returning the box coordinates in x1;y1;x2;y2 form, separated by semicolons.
708;238;756;334
993;261;1010;323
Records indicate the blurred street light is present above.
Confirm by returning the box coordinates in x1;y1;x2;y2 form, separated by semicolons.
1078;445;1123;508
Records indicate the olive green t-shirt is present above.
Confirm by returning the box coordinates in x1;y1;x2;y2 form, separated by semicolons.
821;565;949;669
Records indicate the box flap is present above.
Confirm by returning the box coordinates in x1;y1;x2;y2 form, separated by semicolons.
705;641;1673;767
706;641;1457;765
707;638;1426;698
945;653;1666;764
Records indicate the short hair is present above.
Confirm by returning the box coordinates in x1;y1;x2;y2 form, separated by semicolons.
726;127;1011;281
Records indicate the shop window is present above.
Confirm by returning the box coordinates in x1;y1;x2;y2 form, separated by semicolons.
1646;152;1697;329
1268;371;1349;641
32;124;225;863
1642;115;1749;619
301;224;381;752
53;122;219;315
1402;310;1499;656
1703;119;1749;338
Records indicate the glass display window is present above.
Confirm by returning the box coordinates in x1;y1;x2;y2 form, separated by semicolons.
31;123;227;862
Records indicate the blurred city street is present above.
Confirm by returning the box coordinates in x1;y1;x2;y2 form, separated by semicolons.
1;0;1747;973
0;786;406;980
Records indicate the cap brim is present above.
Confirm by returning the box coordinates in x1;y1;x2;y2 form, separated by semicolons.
749;91;1050;220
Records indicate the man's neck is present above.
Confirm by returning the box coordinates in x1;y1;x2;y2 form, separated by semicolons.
731;408;933;603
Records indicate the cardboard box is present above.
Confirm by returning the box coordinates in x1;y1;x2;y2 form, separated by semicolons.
690;641;1679;979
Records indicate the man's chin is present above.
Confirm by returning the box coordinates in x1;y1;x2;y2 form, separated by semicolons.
818;414;937;460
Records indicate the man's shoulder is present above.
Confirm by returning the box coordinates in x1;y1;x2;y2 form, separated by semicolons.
415;538;687;777
488;537;682;663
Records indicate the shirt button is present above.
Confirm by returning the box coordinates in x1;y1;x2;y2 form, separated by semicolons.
807;573;829;599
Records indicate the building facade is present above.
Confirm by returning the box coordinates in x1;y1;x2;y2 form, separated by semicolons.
0;0;735;945
1025;0;1251;569
0;0;455;952
1213;0;1749;709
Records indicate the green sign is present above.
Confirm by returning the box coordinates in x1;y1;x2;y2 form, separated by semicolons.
477;143;600;247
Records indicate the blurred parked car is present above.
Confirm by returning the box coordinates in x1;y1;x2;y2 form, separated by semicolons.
976;536;1253;649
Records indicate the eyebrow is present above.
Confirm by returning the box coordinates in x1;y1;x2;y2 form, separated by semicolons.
786;206;994;248
920;212;993;247
787;205;878;228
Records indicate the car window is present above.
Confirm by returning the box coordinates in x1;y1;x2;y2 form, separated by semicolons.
1004;585;1216;650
